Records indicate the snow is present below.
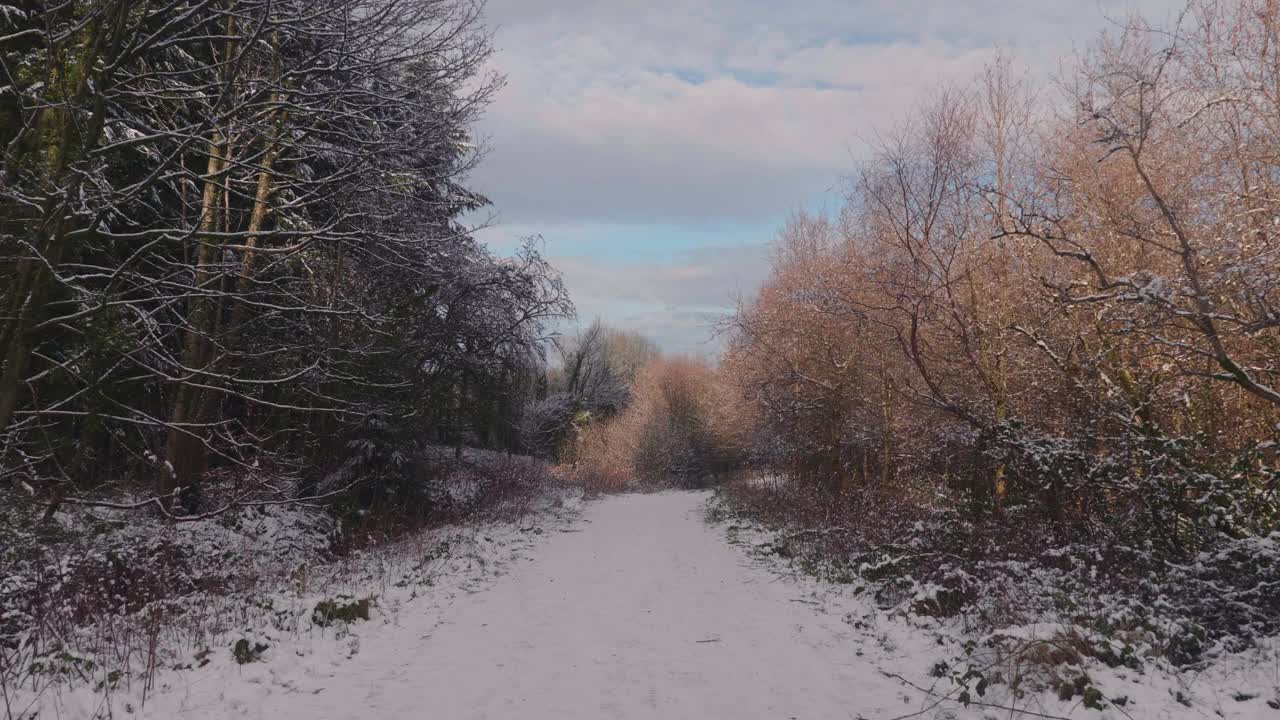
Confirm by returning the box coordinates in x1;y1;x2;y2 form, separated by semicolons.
15;490;1277;719
98;492;914;719
0;5;26;22
7;484;582;720
743;472;788;490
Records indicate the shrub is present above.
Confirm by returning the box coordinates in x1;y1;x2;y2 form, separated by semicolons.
570;357;738;490
312;596;372;627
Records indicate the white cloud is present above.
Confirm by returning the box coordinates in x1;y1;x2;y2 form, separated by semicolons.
553;243;769;309
544;242;770;355
467;0;1189;351
472;0;1186;224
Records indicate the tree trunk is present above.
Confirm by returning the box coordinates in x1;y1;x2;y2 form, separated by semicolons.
163;131;226;509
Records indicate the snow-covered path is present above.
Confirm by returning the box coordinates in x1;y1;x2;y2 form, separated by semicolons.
173;491;908;719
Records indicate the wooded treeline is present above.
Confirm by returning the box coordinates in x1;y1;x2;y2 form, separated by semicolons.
519;320;662;460
721;0;1279;553
0;0;569;520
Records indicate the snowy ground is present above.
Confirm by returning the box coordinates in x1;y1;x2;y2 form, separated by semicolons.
6;484;582;720
137;490;921;720
15;490;1277;719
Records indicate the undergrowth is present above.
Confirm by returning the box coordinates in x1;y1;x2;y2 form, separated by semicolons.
0;452;564;718
713;475;1280;671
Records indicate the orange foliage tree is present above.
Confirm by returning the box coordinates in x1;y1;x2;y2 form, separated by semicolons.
720;0;1280;546
573;357;737;491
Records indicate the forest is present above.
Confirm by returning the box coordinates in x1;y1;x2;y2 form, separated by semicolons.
0;0;573;519
2;0;1279;718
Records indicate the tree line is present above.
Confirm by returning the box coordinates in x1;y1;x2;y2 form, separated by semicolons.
0;0;570;521
720;0;1279;552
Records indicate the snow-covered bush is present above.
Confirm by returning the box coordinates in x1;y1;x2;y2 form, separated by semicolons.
717;469;1280;669
316;417;562;541
979;421;1279;550
519;392;580;458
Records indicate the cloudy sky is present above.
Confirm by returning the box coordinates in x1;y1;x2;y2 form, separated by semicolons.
468;0;1183;355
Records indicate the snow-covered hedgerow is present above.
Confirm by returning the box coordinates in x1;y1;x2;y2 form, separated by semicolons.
0;457;575;719
710;476;1280;717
